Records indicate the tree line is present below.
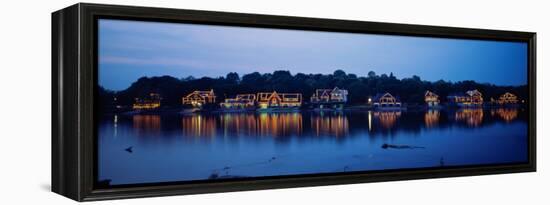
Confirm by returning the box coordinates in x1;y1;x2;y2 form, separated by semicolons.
99;70;528;108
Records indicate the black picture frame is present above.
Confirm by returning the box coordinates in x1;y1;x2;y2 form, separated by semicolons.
52;3;536;201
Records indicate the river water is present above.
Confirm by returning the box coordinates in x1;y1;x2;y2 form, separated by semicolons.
98;108;528;185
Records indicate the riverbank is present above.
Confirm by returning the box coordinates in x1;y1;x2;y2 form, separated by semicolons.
102;103;525;115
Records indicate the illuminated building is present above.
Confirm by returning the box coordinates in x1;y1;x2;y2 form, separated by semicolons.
497;92;519;105
182;89;216;107
424;90;440;107
132;93;161;110
220;94;256;109
372;92;401;108
256;91;302;109
447;89;483;107
310;87;349;109
310;87;348;103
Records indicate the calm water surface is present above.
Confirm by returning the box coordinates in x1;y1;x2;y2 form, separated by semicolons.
98;108;528;185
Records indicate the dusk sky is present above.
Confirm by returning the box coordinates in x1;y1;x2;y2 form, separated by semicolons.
99;19;528;91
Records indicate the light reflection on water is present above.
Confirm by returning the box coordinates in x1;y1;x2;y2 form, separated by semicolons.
454;108;484;127
424;110;440;128
491;108;519;122
99;108;528;185
311;113;348;137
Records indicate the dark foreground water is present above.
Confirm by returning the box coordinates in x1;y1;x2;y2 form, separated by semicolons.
98;108;528;185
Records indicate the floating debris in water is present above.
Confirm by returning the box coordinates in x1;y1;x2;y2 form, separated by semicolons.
125;146;133;153
381;143;425;149
209;173;219;179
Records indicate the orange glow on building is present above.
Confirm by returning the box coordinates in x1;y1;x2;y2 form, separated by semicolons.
220;94;256;109
497;92;519;105
424;91;440;107
257;91;302;109
310;87;348;103
447;89;483;107
372;93;401;108
133;93;161;110
182;89;216;107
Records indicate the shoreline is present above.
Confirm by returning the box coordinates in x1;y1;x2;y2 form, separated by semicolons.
102;104;525;115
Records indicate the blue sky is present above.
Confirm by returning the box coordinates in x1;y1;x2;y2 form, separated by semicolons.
99;19;528;91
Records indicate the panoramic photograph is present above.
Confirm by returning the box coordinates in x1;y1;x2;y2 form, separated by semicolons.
97;19;529;186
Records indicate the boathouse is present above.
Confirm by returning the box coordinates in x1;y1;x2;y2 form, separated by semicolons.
133;93;161;110
257;91;302;109
447;89;483;107
310;87;348;103
220;94;257;109
424;91;440;107
371;92;401;107
182;89;216;107
497;92;519;105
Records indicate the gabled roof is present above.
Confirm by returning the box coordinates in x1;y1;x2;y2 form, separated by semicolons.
258;91;282;102
185;89;215;98
314;89;332;97
466;89;482;97
314;87;348;97
372;92;400;102
501;92;516;97
332;87;348;94
425;90;439;97
236;94;256;100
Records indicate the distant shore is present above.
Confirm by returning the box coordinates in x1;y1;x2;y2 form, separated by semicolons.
101;103;524;115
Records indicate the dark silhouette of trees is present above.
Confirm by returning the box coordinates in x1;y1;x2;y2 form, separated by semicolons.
99;70;528;108
226;72;240;83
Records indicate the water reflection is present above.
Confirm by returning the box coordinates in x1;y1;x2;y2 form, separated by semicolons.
491;108;518;122
220;113;257;137
113;115;118;137
257;113;302;137
100;108;528;185
182;115;217;138
133;115;161;136
424;110;440;128
124;108;523;140
373;111;401;129
311;112;349;137
454;109;483;127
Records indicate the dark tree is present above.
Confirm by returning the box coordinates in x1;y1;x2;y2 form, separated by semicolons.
101;70;528;109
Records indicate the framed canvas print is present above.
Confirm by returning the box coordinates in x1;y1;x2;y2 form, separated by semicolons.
52;3;536;201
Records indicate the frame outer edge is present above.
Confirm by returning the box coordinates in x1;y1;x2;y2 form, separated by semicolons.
51;3;83;202
530;33;536;171
51;9;61;196
53;3;537;201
